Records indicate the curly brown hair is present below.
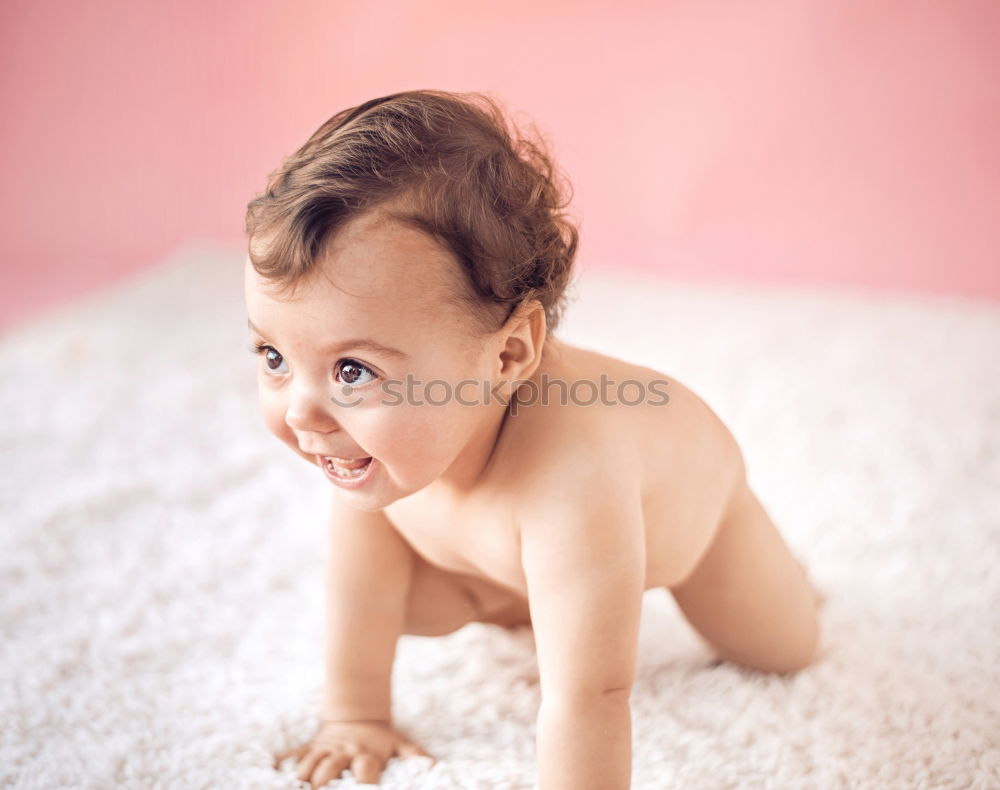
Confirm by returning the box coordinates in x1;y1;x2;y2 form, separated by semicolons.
244;89;579;336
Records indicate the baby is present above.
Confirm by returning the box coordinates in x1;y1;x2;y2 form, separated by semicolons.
245;90;824;789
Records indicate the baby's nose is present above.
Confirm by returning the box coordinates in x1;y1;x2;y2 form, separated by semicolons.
285;382;338;433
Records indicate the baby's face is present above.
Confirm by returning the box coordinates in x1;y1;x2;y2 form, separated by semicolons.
244;210;504;510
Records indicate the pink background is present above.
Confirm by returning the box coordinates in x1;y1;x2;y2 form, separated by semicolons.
2;0;998;335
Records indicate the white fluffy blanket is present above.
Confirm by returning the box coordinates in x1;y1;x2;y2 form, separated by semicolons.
2;245;998;789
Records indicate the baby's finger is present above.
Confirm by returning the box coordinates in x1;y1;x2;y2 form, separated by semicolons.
295;748;330;782
350;752;383;784
273;743;308;769
312;752;352;787
397;741;436;764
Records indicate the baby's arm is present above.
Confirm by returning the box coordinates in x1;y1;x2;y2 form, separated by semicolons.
276;498;430;787
519;472;646;790
322;497;414;723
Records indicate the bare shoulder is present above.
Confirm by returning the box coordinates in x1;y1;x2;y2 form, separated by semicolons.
497;345;646;522
518;416;634;510
536;341;743;497
495;339;745;539
537;342;749;577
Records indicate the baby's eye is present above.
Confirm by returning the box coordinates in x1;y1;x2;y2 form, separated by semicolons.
336;359;377;386
248;343;288;375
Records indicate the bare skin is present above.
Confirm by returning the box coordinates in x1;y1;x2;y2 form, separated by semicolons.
248;204;824;787
386;338;825;668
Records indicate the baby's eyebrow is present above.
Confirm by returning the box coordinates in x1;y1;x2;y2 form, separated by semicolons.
247;318;409;361
320;337;410;361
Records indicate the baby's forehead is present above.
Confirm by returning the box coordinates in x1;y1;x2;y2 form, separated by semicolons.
247;206;477;329
316;215;468;303
325;210;447;268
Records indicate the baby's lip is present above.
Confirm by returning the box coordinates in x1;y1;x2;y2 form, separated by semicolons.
320;454;372;463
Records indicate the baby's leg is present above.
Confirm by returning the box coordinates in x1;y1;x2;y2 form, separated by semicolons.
403;551;531;636
666;477;822;674
795;554;827;609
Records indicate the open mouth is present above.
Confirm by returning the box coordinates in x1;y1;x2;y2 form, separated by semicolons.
322;455;374;480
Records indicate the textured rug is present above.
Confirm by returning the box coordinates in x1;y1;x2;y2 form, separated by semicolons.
2;244;998;789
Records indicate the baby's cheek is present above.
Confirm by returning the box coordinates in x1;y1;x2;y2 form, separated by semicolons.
258;392;293;443
364;407;426;458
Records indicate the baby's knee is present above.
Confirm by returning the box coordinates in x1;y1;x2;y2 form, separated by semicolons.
723;604;822;676
770;609;822;675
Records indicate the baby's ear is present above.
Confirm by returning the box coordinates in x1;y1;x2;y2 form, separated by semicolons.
498;299;546;379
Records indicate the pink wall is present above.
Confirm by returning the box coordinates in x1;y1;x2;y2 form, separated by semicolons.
2;0;998;335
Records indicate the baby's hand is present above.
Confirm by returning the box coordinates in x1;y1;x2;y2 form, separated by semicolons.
274;719;435;787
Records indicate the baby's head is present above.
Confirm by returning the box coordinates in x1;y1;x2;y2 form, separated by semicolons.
243;89;578;509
